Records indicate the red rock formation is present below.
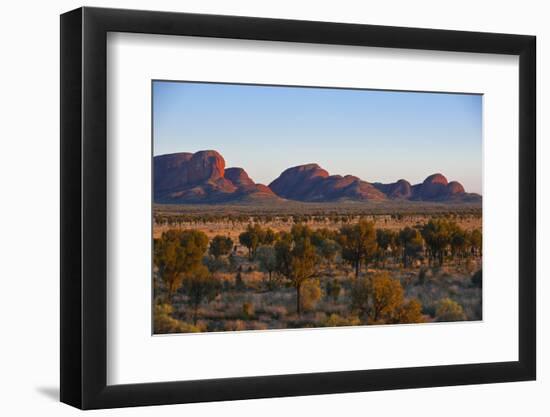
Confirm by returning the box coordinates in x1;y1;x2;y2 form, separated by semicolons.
154;151;278;203
419;173;449;200
186;150;225;183
373;179;412;199
269;164;329;200
269;164;385;202
447;181;466;195
224;167;255;186
406;174;473;201
154;151;480;204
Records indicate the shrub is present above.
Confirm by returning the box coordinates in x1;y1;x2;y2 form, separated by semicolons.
395;299;425;324
325;279;342;301
242;302;255;318
417;267;428;285
153;304;201;334
203;256;229;273
262;305;288;319
351;278;370;317
301;279;322;312
249;321;269;331
370;272;404;322
324;314;361;327
422;304;436;318
435;298;467;322
224;320;247;332
209;235;233;259
471;269;482;288
235;271;245;290
182;265;221;324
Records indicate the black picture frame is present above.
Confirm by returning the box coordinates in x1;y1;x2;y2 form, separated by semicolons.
60;6;536;410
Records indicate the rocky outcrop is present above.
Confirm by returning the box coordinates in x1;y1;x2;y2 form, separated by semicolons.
224;167;255;187
417;173;449;200
154;150;481;204
411;174;478;201
447;181;466;195
374;174;479;202
373;179;413;199
154;151;278;204
269;164;386;202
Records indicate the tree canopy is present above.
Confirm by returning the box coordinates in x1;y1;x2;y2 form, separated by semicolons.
339;220;378;279
154;229;209;299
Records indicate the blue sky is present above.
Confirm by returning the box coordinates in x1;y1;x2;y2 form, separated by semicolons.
153;81;482;194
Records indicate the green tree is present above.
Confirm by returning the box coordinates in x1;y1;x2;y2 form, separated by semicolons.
338;220;378;279
209;235;233;259
290;223;313;241
154;229;209;301
256;245;277;285
311;228;338;246
274;232;318;315
469;229;482;257
421;220;452;266
376;229;397;267
239;225;259;259
317;239;341;269
398;227;423;267
289;238;318;315
262;228;277;245
450;227;468;260
182;265;221;324
274;234;293;282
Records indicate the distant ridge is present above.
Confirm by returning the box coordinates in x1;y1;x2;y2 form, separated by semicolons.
154;150;481;204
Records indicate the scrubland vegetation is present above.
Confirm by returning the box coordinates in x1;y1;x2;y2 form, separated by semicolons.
153;208;482;334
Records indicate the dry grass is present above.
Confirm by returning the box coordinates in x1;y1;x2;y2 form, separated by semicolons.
155;207;482;333
164;259;481;333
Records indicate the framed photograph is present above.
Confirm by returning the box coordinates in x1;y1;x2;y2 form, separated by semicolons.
60;7;536;409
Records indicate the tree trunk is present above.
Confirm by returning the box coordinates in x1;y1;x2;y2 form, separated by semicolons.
167;281;175;303
193;304;199;325
296;284;302;316
354;259;360;279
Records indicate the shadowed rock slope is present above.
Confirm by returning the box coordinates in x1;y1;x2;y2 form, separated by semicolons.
373;173;480;202
154;151;279;204
269;164;387;202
